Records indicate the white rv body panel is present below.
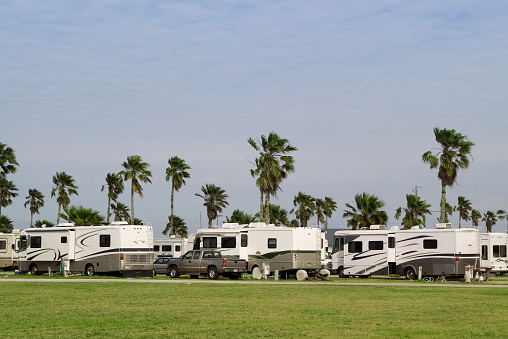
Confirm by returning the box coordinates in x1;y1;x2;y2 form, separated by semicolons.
480;233;508;274
153;237;188;258
194;223;322;274
0;229;21;270
18;224;154;277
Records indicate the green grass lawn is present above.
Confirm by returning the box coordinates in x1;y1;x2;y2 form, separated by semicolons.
1;280;507;338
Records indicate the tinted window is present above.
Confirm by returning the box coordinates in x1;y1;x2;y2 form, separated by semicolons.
31;236;42;249
388;237;395;248
61;236;67;244
175;245;181;252
183;251;193;259
203;237;217;248
155;258;164;264
339;237;344;251
241;234;248;247
493;245;504;258
162;245;172;252
222;237;236;248
482;245;488;260
20;236;27;251
501;245;507;258
268;238;277;249
154;245;160;251
348;241;362;253
423;239;437;249
193;251;200;259
100;234;111;247
369;241;383;250
0;240;6;251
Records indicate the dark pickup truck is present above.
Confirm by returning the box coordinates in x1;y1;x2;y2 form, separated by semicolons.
168;250;247;280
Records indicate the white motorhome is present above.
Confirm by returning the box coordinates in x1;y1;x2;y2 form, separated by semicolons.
332;224;480;280
0;229;21;270
153;236;188;258
193;222;323;276
18;222;154;277
480;233;508;274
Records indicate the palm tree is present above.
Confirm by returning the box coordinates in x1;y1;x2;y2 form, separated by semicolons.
0;179;18;215
443;202;454;223
291;192;316;227
343;193;388;230
0;215;13;233
101;173;124;224
195;184;229;228
24;189;45;227
482;210;504;233
51;172;79;225
454;196;472;229
119;155;152;223
0;142;19;177
165;156;191;231
248;132;297;223
34;219;55;228
322;197;337;229
268;204;289;226
422;128;474;223
395;194;431;229
227;209;257;225
110;202;130;222
60;205;105;226
315;198;325;228
162;215;188;238
471;209;481;228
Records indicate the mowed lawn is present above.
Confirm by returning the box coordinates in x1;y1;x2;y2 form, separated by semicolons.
1;281;507;338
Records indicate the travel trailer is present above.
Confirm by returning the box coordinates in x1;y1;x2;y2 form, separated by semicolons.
18;222;154;277
332;224;480;280
0;229;21;270
479;233;508;274
153;236;188;258
193;222;323;276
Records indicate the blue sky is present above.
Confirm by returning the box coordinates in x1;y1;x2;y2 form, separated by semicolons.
2;0;508;236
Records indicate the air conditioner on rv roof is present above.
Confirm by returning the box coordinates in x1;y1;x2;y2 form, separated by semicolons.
370;225;386;230
435;223;452;229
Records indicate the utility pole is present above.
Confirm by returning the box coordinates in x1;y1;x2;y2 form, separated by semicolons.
415;185;418;198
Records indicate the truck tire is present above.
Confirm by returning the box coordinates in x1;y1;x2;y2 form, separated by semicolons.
169;266;179;278
207;266;218;280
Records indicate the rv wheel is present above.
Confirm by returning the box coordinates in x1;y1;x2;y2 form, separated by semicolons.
30;264;39;276
338;267;345;279
85;264;95;277
207;266;218;280
405;267;417;280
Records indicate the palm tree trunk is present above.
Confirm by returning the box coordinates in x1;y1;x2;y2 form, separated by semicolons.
130;181;134;224
171;184;175;227
259;188;264;221
208;216;212;228
458;215;462;229
325;216;328;229
30;212;33;228
106;197;111;224
264;192;270;224
57;203;61;225
440;182;446;223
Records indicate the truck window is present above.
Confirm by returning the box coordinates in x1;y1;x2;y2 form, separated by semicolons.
482;245;488;260
162;245;172;252
0;239;6;251
183;251;193;259
369;241;383;250
423;239;437;249
203;251;212;258
31;236;42;249
222;237;236;248
203;237;217;248
241;234;248;247
100;234;111;247
268;238;277;249
348;241;362;253
193;251;201;259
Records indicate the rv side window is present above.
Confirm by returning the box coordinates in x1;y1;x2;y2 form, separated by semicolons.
61;236;67;244
20;236;27;251
482;245;488;260
388;237;395;248
500;245;507;258
100;234;111;247
202;237;217;248
162;245;172;252
241;234;248;247
348;241;362;253
369;241;383;250
222;237;236;248
493;245;506;258
31;236;42;249
423;239;437;249
333;237;339;252
0;240;6;251
340;237;344;251
175;245;181;252
154;245;160;251
268;238;277;249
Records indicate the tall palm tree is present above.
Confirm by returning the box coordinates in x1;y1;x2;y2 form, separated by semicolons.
60;205;105;226
343;193;388;230
471;209;481;228
110;202;130;221
482;210;504;233
195;184;229;228
454;196;472;229
24;189;45;227
322;197;337;229
165;156;191;231
315;198;325;228
422;128;474;223
101;173;124;224
395;194;431;229
0;142;19;177
162;215;188;238
51;172;78;225
119;155;152;223
0;215;13;233
248;132;297;223
0;179;18;215
291;192;316;227
268;204;289;226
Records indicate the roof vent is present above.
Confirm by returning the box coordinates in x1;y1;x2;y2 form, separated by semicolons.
222;223;240;229
370;225;386;230
110;221;128;226
57;222;74;227
435;223;452;229
411;226;421;230
248;222;267;228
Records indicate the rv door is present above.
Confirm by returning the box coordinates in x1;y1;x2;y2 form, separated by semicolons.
68;230;76;260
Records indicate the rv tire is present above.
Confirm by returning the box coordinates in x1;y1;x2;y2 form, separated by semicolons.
338;267;345;278
30;264;39;276
208;266;218;280
169;266;179;278
405;267;417;280
85;264;95;277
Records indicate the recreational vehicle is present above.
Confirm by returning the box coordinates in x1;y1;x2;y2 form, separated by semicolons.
479;233;508;275
193;222;322;276
332;224;480;280
0;229;20;270
153;236;188;258
18;222;154;277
